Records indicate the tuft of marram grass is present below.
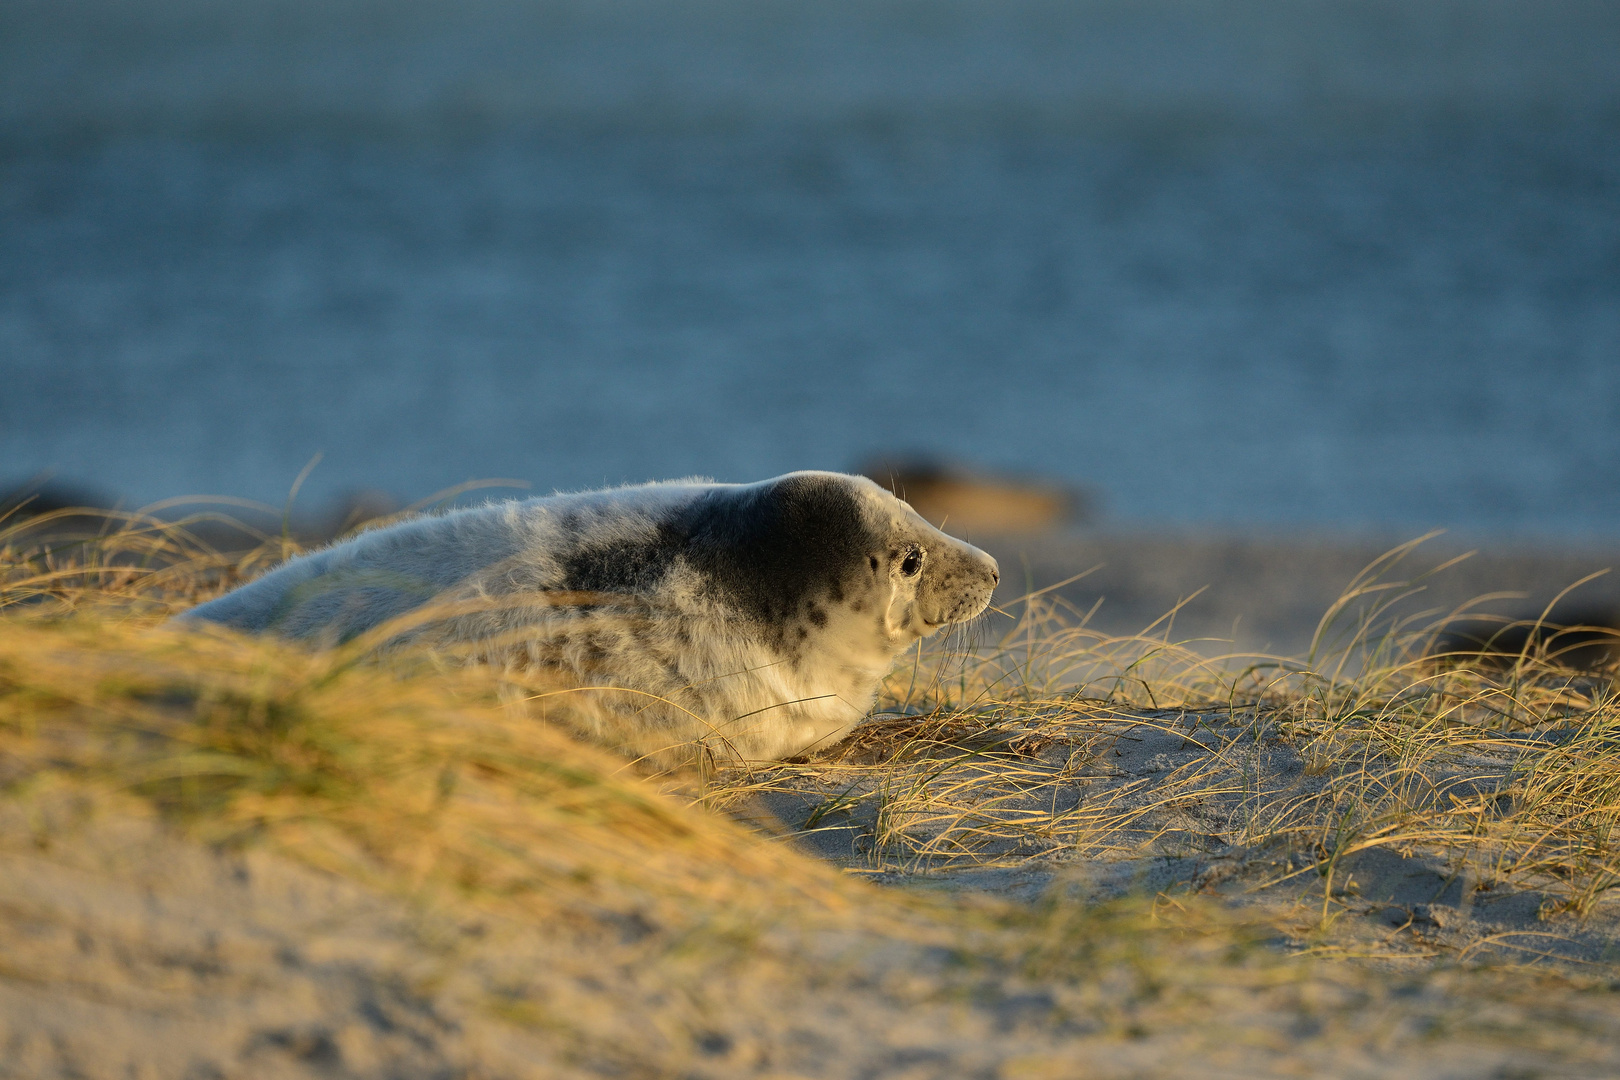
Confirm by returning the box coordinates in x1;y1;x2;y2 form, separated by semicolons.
711;534;1620;926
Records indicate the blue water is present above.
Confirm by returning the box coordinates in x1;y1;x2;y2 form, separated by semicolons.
3;1;1619;536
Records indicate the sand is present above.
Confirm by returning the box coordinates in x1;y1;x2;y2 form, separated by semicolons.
755;707;1620;968
6;718;1620;1079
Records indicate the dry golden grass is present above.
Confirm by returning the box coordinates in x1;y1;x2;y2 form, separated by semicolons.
0;506;858;933
712;534;1620;938
4;504;1620;1076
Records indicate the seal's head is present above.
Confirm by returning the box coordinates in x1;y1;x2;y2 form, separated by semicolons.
675;471;1000;678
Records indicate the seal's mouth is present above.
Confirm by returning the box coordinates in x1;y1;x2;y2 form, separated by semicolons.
922;597;993;629
907;543;998;633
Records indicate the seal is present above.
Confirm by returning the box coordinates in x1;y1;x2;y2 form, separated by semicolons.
180;471;1001;766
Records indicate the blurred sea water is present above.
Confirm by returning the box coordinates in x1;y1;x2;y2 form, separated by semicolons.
3;0;1619;537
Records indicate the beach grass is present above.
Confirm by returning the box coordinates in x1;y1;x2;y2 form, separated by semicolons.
3;503;1620;1076
709;539;1620;926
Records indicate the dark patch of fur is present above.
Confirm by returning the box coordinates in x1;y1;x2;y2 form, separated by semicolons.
559;526;682;593
673;474;870;641
520;476;874;654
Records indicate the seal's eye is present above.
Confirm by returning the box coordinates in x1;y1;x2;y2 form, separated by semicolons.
900;548;924;577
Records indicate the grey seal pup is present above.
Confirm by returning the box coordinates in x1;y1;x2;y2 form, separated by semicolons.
181;471;1000;765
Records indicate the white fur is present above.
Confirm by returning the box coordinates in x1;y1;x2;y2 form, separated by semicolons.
182;472;1000;766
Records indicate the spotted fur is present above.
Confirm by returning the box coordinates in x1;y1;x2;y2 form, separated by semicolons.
180;471;1000;765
